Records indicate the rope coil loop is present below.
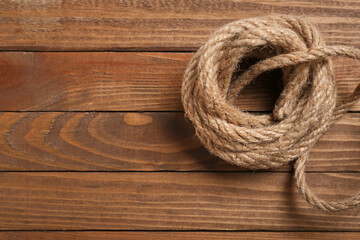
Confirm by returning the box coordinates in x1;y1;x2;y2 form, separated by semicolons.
181;15;360;211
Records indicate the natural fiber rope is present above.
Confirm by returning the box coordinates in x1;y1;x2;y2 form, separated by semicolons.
181;15;360;211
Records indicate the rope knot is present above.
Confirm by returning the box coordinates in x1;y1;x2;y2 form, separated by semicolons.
181;15;360;211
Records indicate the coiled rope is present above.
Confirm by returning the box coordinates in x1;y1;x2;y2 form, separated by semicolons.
181;15;360;211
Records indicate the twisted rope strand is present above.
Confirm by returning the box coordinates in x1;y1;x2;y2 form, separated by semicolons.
181;15;360;211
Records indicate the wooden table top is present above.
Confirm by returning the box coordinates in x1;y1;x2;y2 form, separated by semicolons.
0;0;359;239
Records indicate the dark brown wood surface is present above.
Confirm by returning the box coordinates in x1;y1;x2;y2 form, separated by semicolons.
1;0;359;51
0;231;359;240
0;172;359;230
0;112;358;171
0;52;359;111
0;0;359;238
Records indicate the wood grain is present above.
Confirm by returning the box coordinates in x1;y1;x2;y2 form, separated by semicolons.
0;0;359;236
0;172;359;230
0;0;359;51
0;231;359;240
0;52;359;111
0;112;359;171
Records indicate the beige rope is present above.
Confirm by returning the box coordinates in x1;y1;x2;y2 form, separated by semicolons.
181;15;360;211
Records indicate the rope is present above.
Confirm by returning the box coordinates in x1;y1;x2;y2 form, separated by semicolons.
181;15;360;211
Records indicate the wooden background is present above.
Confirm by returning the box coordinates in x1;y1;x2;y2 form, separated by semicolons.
0;0;359;239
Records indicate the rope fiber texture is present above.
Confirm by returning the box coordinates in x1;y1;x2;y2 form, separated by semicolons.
181;15;360;211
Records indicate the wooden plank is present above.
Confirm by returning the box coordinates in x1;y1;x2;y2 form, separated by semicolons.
0;52;186;111
0;172;359;230
0;52;359;111
0;112;359;172
0;0;359;51
0;231;359;240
